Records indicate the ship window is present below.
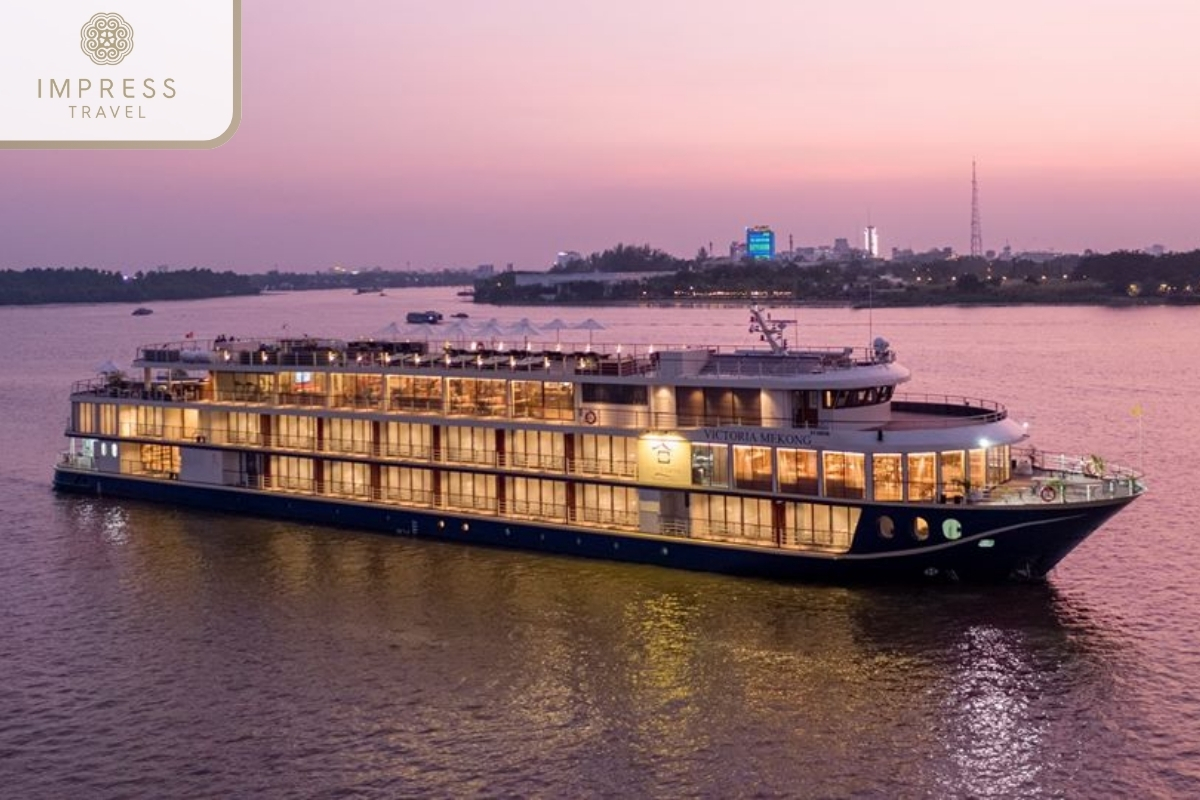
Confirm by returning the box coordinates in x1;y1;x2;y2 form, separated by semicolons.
327;417;374;456
821;387;893;409
782;502;859;552
913;517;930;541
778;448;819;495
733;446;773;492
389;376;443;413
969;448;987;489
140;443;180;476
382;466;432;505
279;370;326;406
940;450;965;500
384;422;432;460
906;453;937;502
509;429;565;471
137;405;165;438
507;477;567;522
577;484;638;529
514;381;575;421
675;387;761;426
74;402;97;434
822;451;865;499
329;373;382;410
444;425;497;466
271;455;314;492
690;443;729;487
986;445;1011;487
943;519;963;540
872;454;904;501
577;434;638;478
878;515;895;538
689;494;773;545
448;378;507;417
99;404;118;436
329;460;371;499
444;471;497;512
581;383;647;406
275;415;316;450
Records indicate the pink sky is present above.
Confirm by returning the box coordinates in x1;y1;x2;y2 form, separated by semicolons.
3;0;1199;271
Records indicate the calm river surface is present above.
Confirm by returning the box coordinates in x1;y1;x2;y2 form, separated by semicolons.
1;289;1197;798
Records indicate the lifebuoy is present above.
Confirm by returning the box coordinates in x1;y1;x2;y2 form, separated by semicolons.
583;410;598;425
1039;485;1057;502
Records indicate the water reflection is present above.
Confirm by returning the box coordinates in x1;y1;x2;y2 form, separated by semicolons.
41;496;1146;796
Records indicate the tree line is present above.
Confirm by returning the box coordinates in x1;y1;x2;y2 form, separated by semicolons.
0;268;259;305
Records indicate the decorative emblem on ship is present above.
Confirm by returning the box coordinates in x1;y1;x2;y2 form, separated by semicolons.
80;12;134;65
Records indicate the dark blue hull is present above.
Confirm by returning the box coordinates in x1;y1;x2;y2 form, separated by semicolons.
52;468;1132;583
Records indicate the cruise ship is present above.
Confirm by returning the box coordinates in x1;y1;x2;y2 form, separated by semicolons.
53;308;1144;582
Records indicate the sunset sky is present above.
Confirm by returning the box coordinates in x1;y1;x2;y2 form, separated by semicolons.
3;0;1199;271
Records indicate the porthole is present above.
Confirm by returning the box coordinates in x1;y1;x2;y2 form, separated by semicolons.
437;520;445;530
461;523;470;532
942;519;962;541
878;516;895;539
913;517;930;541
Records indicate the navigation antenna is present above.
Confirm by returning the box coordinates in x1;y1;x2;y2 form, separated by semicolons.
970;159;983;258
749;305;794;355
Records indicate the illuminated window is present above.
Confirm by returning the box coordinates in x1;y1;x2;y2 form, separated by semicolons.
691;444;729;487
943;519;962;540
940;450;965;498
778;448;819;495
823;451;865;499
733;446;773;491
872;453;903;501
913;517;930;541
906;453;936;502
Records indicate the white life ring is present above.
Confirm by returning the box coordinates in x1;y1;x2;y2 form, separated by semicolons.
1039;485;1057;502
583;410;598;425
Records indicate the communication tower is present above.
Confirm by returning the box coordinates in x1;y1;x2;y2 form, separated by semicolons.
970;160;983;258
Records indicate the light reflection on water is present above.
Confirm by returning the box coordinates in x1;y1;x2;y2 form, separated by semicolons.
1;291;1198;796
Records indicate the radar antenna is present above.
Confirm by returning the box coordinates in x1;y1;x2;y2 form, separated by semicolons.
748;305;795;355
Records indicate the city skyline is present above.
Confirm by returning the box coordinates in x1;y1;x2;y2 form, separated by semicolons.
2;0;1199;272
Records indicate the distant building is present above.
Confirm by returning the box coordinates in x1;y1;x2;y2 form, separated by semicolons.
890;246;954;263
730;240;747;260
863;226;879;259
746;226;775;260
833;237;851;257
555;251;584;269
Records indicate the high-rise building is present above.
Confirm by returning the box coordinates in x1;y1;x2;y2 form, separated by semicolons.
864;225;879;258
746;226;775;260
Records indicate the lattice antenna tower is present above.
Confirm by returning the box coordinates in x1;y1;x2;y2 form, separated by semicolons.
970;160;983;258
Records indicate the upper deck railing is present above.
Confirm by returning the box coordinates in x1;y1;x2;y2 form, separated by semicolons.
132;336;894;380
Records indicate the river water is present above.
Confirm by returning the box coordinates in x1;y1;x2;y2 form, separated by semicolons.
1;289;1196;797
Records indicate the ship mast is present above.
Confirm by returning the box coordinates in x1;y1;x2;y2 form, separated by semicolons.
748;305;794;355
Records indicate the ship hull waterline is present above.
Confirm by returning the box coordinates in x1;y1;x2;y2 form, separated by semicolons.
53;467;1131;583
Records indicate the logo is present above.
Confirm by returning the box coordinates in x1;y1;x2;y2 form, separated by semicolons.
2;1;240;149
81;12;134;66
